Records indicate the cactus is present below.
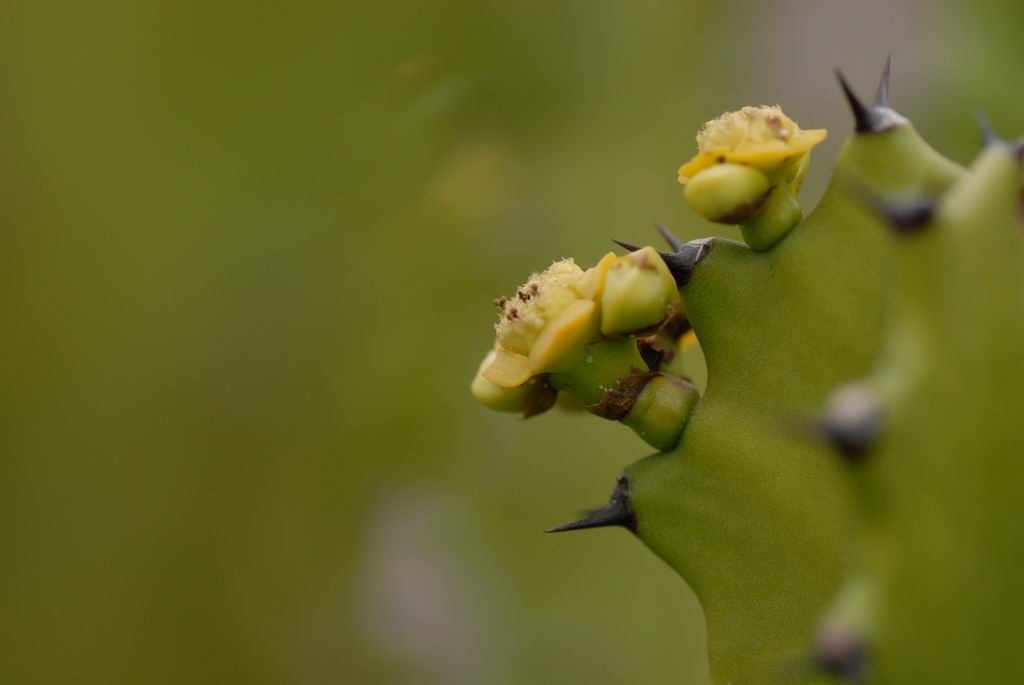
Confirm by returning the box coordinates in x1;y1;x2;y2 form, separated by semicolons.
471;57;1022;684
817;115;1024;683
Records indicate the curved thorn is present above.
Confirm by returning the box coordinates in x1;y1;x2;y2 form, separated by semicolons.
613;239;642;252
654;222;686;252
835;69;873;133
872;53;892;109
661;238;712;288
546;476;637;533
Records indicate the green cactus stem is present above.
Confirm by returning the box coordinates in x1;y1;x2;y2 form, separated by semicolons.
470;56;1023;684
819;117;1024;684
617;64;967;682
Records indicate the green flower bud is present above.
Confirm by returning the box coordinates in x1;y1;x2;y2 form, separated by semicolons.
682;163;772;224
550;338;647;407
738;184;804;251
622;374;699;450
600;247;680;335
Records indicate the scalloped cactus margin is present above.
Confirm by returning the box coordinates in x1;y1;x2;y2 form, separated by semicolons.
817;115;1024;684
470;58;1022;684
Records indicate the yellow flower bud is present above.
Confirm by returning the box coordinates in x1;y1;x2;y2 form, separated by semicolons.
529;298;600;374
471;350;530;411
577;252;617;301
682;163;771;223
677;105;827;250
488;256;612;379
481;348;532;388
677;105;827;183
494;258;584;356
600;247;680;335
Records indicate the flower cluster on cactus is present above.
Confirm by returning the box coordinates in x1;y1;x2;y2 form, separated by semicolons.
472;247;696;450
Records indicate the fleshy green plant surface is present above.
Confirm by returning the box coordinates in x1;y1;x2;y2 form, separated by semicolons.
471;58;1021;684
819;119;1024;683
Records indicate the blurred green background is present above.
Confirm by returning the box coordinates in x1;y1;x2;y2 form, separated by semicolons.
1;1;1021;683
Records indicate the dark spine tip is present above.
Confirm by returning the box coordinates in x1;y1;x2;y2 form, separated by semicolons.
872;53;891;109
835;69;873;133
975;108;1024;161
613;239;642;253
836;60;907;134
661;238;712;288
843;174;936;236
879;197;937;235
654;222;686;252
821;386;882;462
546;476;637;534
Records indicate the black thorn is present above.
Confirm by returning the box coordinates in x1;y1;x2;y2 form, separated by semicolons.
843;174;937;236
878;197;937;234
660;238;712;288
821;386;882;462
835;69;873;133
613;239;642;252
654;222;686;252
814;627;869;682
836;61;907;134
872;53;892;109
546;476;637;533
975;108;1024;161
